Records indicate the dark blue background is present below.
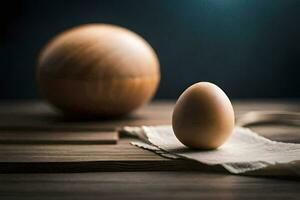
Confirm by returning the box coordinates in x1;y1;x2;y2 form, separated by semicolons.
0;0;299;99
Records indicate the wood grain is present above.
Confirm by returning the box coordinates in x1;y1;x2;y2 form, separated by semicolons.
37;24;160;116
0;130;118;144
0;101;171;131
0;100;299;173
0;138;220;173
0;101;299;199
0;172;299;200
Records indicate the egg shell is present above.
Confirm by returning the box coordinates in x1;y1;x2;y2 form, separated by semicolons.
37;24;160;117
172;82;235;149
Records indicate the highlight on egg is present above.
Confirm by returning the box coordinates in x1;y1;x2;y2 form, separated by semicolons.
172;82;235;149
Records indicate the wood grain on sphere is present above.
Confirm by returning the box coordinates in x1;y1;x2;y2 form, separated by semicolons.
37;24;160;116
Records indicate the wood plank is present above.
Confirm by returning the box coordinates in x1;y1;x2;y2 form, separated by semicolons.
0;101;299;200
0;100;298;130
0;172;299;200
0;139;165;162
0;100;299;173
0;101;173;131
0;138;221;173
0;130;118;144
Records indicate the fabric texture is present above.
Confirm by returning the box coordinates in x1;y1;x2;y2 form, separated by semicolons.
122;125;300;176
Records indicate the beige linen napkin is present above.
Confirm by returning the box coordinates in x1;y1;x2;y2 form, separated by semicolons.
122;125;300;176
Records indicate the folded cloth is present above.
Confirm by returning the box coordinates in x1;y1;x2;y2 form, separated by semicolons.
122;125;300;177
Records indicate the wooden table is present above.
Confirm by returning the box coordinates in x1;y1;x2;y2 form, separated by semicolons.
0;100;299;199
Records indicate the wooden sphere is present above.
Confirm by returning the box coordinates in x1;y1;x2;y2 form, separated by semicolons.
37;24;160;117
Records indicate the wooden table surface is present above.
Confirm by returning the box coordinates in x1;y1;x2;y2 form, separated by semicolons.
0;100;299;199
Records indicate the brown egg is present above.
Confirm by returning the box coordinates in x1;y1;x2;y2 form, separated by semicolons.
172;82;234;149
37;24;160;117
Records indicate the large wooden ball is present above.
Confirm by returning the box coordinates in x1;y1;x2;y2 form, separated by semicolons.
37;24;160;117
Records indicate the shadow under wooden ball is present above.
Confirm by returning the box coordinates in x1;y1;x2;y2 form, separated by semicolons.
37;24;160;117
